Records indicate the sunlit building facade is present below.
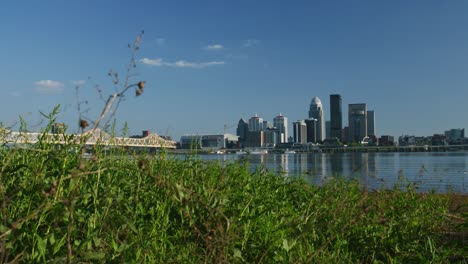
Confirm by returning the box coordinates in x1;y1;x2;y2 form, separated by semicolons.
308;97;325;141
273;113;288;143
248;114;264;131
293;120;307;144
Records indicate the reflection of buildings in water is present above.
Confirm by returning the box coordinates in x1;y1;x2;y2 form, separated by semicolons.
360;153;369;188
275;154;289;174
245;153;267;173
328;153;344;178
290;154;307;176
367;153;376;178
340;153;375;191
259;153;265;164
348;153;366;178
305;153;326;185
300;153;308;175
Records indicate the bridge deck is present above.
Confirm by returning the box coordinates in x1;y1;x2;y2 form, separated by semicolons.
0;128;176;149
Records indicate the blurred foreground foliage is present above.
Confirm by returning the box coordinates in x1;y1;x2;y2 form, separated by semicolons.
0;121;466;263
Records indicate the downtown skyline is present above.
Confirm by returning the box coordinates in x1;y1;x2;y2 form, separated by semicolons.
1;1;467;140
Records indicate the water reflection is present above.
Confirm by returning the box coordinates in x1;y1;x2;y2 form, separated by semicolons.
185;151;468;194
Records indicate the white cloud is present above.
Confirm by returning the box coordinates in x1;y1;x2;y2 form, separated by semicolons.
204;44;224;50
243;39;261;47
140;58;225;69
34;80;64;94
72;80;86;86
140;58;164;66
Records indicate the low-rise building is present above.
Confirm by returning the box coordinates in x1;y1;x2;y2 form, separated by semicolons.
379;135;394;146
180;134;238;149
444;128;465;144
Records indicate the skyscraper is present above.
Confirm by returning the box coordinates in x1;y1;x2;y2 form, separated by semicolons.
348;103;367;143
367;110;375;136
308;97;325;141
304;118;317;143
292;120;307;144
236;118;249;143
330;94;342;141
248;114;263;131
273;113;288;143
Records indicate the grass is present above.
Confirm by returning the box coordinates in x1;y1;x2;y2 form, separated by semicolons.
0;129;466;263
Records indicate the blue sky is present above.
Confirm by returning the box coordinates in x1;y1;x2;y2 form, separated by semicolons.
1;0;467;140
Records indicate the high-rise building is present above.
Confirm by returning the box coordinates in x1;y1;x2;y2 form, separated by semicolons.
264;127;280;147
236;118;249;144
309;97;325;141
330;94;342;141
245;131;264;148
325;120;331;139
343;126;349;143
367;110;375;136
248;114;263;131
262;120;272;130
348;103;367;143
292;120;307;144
273;113;288;143
304;118;317;143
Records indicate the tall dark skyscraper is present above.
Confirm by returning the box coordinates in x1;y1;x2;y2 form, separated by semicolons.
236;118;249;143
305;118;318;143
348;103;367;143
330;94;342;141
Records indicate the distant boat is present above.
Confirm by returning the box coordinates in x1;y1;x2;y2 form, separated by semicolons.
284;149;296;154
215;150;224;154
236;150;247;155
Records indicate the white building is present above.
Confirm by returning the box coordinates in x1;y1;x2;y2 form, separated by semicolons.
248;114;264;132
180;134;238;149
292;120;307;144
273;113;288;143
308;97;325;141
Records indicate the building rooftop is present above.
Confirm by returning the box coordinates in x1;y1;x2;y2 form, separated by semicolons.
311;97;322;106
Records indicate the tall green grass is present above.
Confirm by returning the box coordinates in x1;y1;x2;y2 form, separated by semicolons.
0;124;465;263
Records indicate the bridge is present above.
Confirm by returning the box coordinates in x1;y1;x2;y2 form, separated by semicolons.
0;128;176;149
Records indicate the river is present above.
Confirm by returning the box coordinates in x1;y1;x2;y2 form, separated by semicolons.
190;151;468;194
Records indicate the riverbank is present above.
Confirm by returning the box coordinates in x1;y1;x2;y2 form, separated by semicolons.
170;144;468;155
0;144;466;262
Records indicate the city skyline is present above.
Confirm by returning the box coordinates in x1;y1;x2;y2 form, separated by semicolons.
1;1;468;140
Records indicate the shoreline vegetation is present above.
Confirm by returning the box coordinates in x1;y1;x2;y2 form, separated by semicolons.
1;33;465;263
0;134;466;262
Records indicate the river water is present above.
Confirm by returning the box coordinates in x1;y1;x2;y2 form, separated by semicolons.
192;151;468;194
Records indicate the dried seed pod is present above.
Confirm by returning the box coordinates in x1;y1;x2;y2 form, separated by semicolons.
138;81;145;89
79;119;89;129
136;88;143;96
